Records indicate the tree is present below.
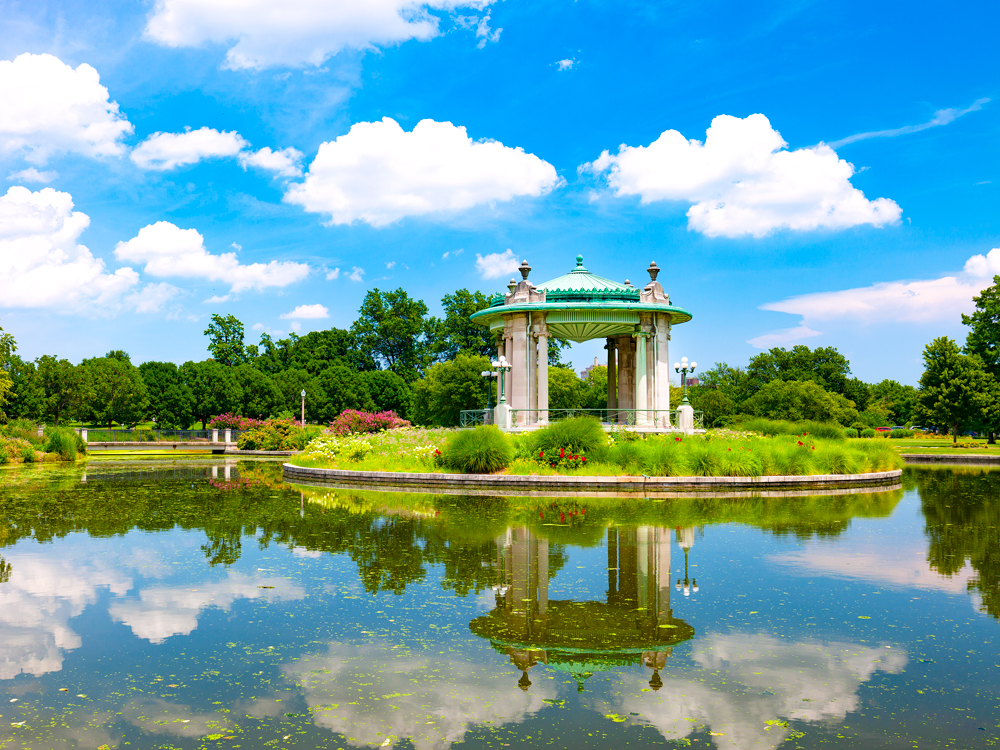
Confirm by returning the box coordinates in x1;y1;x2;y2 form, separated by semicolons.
868;379;919;425
690;388;735;427
916;337;995;443
410;354;491;427
579;365;608;410
79;357;150;427
36;355;82;425
745;345;852;397
204;314;249;366
272;369;324;422
742;379;858;425
432;289;496;360
962;276;1000;441
4;355;43;420
139;361;195;429
362;370;412;417
351;289;431;382
548;367;583;410
181;360;243;428
314;365;376;422
698;363;752;409
0;321;15;419
233;364;284;419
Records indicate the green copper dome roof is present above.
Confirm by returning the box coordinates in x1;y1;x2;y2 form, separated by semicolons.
534;255;635;296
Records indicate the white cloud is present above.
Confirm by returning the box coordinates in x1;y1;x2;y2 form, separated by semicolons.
131;127;247;171
455;11;501;47
747;323;822;348
442;248;464;260
829;97;990;148
280;303;329;319
585;113;902;238
325;267;341;280
386;260;396;269
475;248;519;279
114;221;310;292
556;58;574;70
348;266;365;282
290;321;302;332
284;117;560;226
203;294;231;304
0;53;133;165
127;282;181;313
0;186;140;311
145;0;497;71
251;322;264;331
237;146;304;177
8;168;57;183
760;247;1000;326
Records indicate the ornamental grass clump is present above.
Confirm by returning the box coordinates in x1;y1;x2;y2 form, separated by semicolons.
43;426;85;461
328;409;410;436
531;416;606;455
439;426;513;474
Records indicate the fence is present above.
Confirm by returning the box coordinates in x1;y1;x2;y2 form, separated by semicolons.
80;429;238;443
458;408;704;429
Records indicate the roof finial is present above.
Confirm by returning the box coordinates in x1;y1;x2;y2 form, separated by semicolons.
519;260;531;281
507;278;517;293
575;254;584;267
647;261;660;282
624;279;632;287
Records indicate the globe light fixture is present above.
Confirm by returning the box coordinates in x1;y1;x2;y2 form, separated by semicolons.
492;355;512;404
674;357;697;405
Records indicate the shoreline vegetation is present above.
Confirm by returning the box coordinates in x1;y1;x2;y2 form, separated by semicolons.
0;419;86;464
291;416;904;478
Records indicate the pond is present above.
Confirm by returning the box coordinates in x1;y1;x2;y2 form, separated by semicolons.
0;460;997;749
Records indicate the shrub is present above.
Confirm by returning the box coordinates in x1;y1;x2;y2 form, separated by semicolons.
844;428;860;438
237;419;299;451
209;413;267;431
328;409;410;436
890;429;914;439
20;444;37;463
860;428;877;438
43;427;85;461
740;417;846;440
531;416;606;455
2;419;44;447
439;426;513;473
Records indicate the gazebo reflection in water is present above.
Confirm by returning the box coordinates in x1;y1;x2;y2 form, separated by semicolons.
469;525;698;693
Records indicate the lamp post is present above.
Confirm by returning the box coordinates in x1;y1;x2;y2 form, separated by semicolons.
491;355;512;404
300;389;306;425
480;370;498;419
673;357;697;405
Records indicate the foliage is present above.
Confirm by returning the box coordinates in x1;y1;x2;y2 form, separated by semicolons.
208;413;267;430
742;379;858;425
182;360;243;429
690;388;735;427
328;409;411;435
301;433;375;462
0;418;44;447
534;446;588;470
530;416;607;454
314;365;377;422
745;345;853;397
410;353;491;427
204;313;250;366
236;419;300;451
860;428;876;438
78;356;150;428
739;417;848;440
439;425;514;473
890;429;915;438
430;289;496;360
578;365;608;410
139;361;195;428
0;322;16;421
43;426;86;461
361;370;412;417
915;336;996;442
36;355;82;425
232;363;284;419
351;288;431;382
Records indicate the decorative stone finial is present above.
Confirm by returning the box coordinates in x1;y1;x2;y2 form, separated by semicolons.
519;260;531;280
575;254;584;267
647;261;660;282
624;279;632;287
507;278;517;293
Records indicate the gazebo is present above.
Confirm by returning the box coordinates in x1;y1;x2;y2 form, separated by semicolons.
470;255;693;429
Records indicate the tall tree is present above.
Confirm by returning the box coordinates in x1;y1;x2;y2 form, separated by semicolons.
916;337;995;443
314;365;376;422
432;289;496;360
698;363;752;409
744;345;852;397
204;314;249;366
139;361;195;429
36;355;82;425
4;355;43;420
742;379;858;425
181;360;244;428
232;364;284;419
350;288;430;382
0;321;16;419
79;357;150;428
410;353;490;426
962;276;1000;441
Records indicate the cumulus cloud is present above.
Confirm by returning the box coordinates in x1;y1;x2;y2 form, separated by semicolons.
0;186;141;311
556;58;574;70
747;323;822;348
114;221;310;292
280;303;329;319
0;53;133;164
8;167;57;183
131;127;247;170
238;146;304;177
475;248;519;279
760;247;1000;326
584;113;902;238
325;267;341;280
145;0;497;70
348;266;365;282
455;11;501;47
284;117;560;226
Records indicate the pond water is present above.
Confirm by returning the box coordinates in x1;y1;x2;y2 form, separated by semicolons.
0;461;998;750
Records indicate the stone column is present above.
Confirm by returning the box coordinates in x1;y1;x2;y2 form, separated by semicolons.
655;315;671;428
537;537;548;614
537;325;549;424
496;336;506;406
527;323;537;425
606;338;617;419
212;428;219;443
617;335;635;422
509;314;529;426
635;333;649;426
224;429;232;444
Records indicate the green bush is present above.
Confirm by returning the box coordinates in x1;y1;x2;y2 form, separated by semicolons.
740;417;846;440
531;416;606;455
860;428;877;438
237;420;299;451
2;419;44;447
293;425;323;450
43;427;85;461
890;429;914;439
844;428;860;438
440;426;513;473
20;444;37;463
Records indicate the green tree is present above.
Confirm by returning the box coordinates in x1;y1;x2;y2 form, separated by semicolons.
698;362;752;409
362;370;412;417
962;276;1000;441
915;337;994;443
690;388;735;427
204;314;249;366
314;365;376;422
272;369;324;422
410;353;491;426
139;361;195;429
432;289;496;360
233;364;284;419
548;367;583;410
868;379;919;425
745;345;852;397
0;321;15;419
181;360;244;428
4;355;43;420
579;365;608;410
36;355;82;425
79;357;150;427
742;379;858;425
351;289;431;382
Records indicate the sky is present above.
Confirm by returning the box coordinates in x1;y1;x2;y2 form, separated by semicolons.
0;0;997;385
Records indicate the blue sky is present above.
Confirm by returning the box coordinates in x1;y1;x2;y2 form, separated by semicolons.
0;0;996;384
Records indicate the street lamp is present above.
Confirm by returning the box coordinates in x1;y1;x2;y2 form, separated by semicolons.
491;355;512;404
480;370;499;411
300;389;306;425
673;356;697;405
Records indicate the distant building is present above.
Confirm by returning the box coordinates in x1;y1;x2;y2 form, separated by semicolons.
580;356;605;380
686;377;700;387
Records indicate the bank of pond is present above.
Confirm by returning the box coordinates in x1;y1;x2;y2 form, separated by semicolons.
0;420;86;464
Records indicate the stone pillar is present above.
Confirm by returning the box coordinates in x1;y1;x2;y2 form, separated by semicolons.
212;429;219;443
677;404;694;434
496;336;506;407
606;338;617;419
537;327;549;424
527;323;537;425
617;335;635;422
211;466;218;478
509;314;529;426
224;464;232;480
224;429;232;444
635;333;649;426
81;428;88;443
655;315;671;428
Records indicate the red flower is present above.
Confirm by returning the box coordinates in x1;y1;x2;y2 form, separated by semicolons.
797;441;803;446
560;447;565;458
560;512;565;522
728;448;731;451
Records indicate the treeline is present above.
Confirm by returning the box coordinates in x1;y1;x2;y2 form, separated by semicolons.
0;288;572;428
